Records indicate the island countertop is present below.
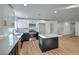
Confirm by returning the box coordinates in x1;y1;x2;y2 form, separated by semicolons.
0;33;22;55
39;34;60;39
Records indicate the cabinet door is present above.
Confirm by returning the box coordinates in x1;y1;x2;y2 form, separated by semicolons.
9;43;18;55
17;20;29;28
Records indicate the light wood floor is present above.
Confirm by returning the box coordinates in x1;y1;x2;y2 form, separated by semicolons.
19;36;79;55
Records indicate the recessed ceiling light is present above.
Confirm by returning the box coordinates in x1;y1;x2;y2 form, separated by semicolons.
54;11;57;13
24;4;27;6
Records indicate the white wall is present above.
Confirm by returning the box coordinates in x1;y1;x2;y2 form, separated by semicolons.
75;22;79;36
39;21;75;35
53;21;58;34
46;21;58;34
0;5;15;35
63;22;71;35
58;22;72;35
38;20;58;34
58;23;62;35
38;20;46;34
15;19;74;35
45;21;50;34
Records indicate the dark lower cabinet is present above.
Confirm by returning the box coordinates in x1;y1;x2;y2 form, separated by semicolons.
9;43;18;55
9;39;21;55
39;37;58;52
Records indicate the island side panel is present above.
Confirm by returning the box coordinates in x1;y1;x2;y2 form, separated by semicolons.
39;36;58;52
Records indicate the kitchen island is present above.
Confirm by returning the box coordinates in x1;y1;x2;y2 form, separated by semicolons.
39;34;59;52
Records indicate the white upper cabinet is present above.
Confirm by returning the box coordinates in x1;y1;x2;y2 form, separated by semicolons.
29;20;36;24
16;20;29;28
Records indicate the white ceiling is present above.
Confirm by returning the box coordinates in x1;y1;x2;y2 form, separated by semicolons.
12;4;79;22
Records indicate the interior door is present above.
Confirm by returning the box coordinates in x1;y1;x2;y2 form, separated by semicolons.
39;23;45;34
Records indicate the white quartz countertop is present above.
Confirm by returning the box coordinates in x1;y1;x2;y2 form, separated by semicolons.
39;34;61;39
0;34;20;55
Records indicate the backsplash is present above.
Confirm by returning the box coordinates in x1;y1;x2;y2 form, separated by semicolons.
16;28;29;33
